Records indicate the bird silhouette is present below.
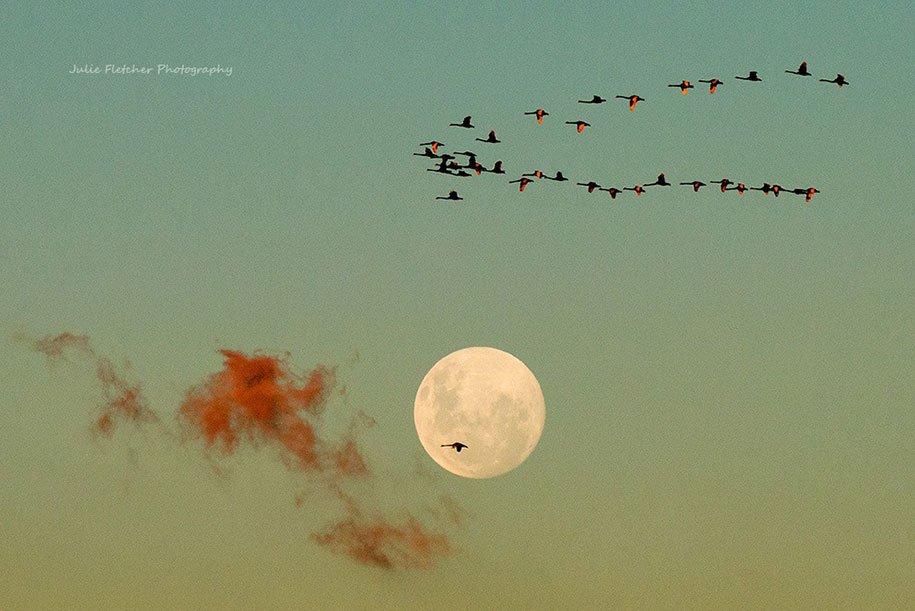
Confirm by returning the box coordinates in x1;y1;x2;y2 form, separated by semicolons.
820;74;848;87
524;108;549;124
623;185;646;196
449;115;475;128
441;442;468;452
791;187;820;202
616;95;645;110
435;191;463;201
543;171;569;182
522;169;544;179
750;183;773;195
565;120;591;133
486;160;506;174
598;187;622;199
735;71;762;81
509;177;534;192
680;180;707;192
577;181;601;193
419;141;444;154
413;147;439;158
463;155;485;175
452;150;477;157
711;178;733;193
726;182;748;194
786;61;811;76
578;94;607;104
644;173;671;187
698;78;723;94
476;129;501;143
668;80;694;95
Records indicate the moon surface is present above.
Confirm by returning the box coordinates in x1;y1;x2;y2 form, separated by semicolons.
414;347;545;478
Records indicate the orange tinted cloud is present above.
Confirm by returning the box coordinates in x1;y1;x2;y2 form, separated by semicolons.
313;492;451;570
178;349;369;477
28;333;461;569
32;332;157;436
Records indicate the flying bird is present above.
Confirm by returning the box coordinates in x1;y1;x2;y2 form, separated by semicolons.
616;95;645;110
623;185;646;196
543;171;569;182
524;108;549;124
435;191;463;201
565;120;591;133
577;181;602;193
680;180;707;192
441;442;468;452
786;61;812;76
598;187;622;199
476;130;501;143
726;182;748;194
449;115;475;128
791;187;820;202
522;169;544;179
578;95;607;104
485;160;506;174
820;74;848;87
668;80;694;95
698;78;723;94
711;178;734;192
645;173;671;187
413;147;440;158
509;177;535;192
419;140;444;154
735;71;762;81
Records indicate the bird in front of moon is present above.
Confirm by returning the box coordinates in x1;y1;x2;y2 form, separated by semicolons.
414;347;545;479
441;442;468;452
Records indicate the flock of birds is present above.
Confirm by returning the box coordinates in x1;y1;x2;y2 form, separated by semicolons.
416;61;846;204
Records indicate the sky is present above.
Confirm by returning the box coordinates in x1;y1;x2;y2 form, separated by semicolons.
1;0;913;608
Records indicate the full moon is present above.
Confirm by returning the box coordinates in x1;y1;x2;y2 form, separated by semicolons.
414;347;546;478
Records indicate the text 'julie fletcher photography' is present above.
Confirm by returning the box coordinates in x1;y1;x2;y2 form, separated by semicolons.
68;64;233;76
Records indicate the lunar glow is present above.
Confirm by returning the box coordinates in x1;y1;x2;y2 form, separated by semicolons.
414;347;546;478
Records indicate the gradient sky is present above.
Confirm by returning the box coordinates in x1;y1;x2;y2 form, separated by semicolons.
2;1;913;608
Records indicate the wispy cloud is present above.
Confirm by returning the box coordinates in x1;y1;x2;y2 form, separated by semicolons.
27;332;462;570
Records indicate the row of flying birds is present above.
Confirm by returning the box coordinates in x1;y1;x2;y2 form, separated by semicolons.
417;61;840;203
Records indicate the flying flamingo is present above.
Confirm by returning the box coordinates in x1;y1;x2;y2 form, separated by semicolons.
524;109;549;124
449;115;474;128
644;173;671;187
486;160;505;174
441;442;468;452
413;147;439;159
791;187;820;202
419;141;444;154
509;177;534;192
726;183;748;194
680;180;707;192
565;120;591;133
577;181;601;193
522;169;544;179
698;78;722;94
668;80;694;94
598;187;622;199
616;95;645;110
735;71;762;82
711;178;733;192
623;185;646;196
543;171;569;182
786;61;812;76
578;95;607;104
435;191;463;201
820;74;848;87
476;130;501;143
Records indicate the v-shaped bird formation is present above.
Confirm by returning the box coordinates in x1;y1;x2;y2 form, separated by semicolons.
417;60;846;203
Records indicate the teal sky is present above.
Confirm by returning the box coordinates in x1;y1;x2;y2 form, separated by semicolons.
2;1;913;608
